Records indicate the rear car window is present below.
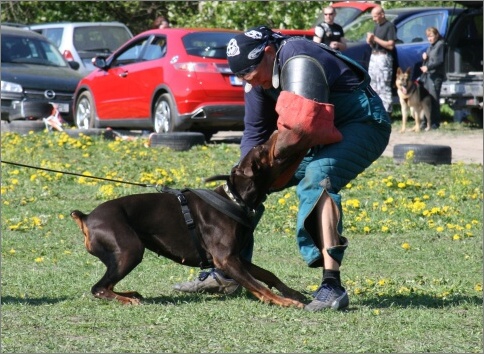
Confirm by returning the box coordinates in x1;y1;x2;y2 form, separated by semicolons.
74;26;132;52
182;32;235;59
39;28;64;47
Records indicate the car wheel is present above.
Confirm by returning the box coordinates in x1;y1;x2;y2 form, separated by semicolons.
153;94;175;133
393;144;452;165
149;132;206;151
75;91;95;129
1;120;46;134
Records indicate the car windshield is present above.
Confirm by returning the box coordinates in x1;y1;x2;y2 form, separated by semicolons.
343;14;398;42
182;32;235;59
74;26;132;53
1;33;68;67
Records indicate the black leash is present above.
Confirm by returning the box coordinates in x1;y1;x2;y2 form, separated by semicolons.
1;160;155;188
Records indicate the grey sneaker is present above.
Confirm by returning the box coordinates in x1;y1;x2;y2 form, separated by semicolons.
173;269;241;295
305;283;349;311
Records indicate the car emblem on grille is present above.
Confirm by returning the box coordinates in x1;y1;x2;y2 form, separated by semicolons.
44;90;56;99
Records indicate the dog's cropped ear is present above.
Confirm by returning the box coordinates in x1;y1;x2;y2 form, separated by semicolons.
397;67;403;75
405;67;412;75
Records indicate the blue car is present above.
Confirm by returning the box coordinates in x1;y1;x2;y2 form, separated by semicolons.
342;7;464;96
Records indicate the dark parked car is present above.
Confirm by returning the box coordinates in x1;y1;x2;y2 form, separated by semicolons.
74;28;245;139
342;7;464;85
440;2;483;126
1;25;83;123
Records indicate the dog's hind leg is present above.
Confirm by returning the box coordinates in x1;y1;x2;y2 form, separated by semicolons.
88;227;146;305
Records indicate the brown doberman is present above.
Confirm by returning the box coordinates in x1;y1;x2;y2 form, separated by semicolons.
71;132;307;308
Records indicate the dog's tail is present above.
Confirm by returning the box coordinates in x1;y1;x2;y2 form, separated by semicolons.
70;210;87;230
71;210;93;251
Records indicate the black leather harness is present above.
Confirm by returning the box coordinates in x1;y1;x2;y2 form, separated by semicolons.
160;185;254;269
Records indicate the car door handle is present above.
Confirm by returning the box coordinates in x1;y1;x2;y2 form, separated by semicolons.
119;71;128;78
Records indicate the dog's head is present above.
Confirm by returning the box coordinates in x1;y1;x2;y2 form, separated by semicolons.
230;131;306;208
396;67;412;93
205;131;302;209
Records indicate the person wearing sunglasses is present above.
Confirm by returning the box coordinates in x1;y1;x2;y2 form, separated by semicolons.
173;25;391;312
313;6;347;51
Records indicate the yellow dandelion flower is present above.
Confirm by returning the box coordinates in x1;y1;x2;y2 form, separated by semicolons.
436;226;444;232
398;286;411;294
452;234;460;241
34;257;44;263
58;214;65;219
405;150;415;160
474;284;482;292
397;182;406;188
9;248;16;255
377;279;387;286
401;242;411;250
63;250;72;255
307;284;319;292
381;225;389;232
372;309;380;316
278;198;286;205
363;226;371;233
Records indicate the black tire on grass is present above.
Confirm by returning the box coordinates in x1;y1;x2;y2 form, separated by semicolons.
149;132;206;151
393;144;452;165
1;120;46;134
65;128;116;139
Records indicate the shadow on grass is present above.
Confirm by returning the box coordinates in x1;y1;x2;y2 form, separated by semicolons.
1;295;69;306
143;290;257;306
357;293;482;309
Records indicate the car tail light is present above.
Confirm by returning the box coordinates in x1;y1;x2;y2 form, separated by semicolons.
63;50;74;61
172;62;220;73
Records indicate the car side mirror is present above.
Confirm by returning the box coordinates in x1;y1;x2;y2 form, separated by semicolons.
92;56;108;69
68;61;80;70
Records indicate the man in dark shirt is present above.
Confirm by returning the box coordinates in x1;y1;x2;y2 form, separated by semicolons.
173;25;391;312
366;5;397;115
313;6;347;51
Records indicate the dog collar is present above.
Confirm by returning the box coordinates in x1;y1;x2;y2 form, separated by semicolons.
223;183;245;208
223;183;255;217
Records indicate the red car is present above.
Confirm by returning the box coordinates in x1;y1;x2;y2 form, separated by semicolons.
73;28;244;139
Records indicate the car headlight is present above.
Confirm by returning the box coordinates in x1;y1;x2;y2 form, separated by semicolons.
1;81;23;93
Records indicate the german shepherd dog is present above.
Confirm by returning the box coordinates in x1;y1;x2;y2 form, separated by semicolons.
396;67;432;132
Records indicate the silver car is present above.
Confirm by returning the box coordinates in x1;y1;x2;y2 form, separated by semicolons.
27;22;133;76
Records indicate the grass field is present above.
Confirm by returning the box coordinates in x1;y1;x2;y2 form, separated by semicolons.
1;126;482;353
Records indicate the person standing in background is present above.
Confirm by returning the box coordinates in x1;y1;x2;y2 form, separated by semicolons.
420;27;445;129
313;6;347;51
366;5;396;117
152;16;170;29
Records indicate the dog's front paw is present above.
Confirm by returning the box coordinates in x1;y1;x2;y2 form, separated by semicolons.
282;288;308;303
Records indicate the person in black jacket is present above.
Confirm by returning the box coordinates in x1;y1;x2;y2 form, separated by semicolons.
420;27;445;129
313;6;347;51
